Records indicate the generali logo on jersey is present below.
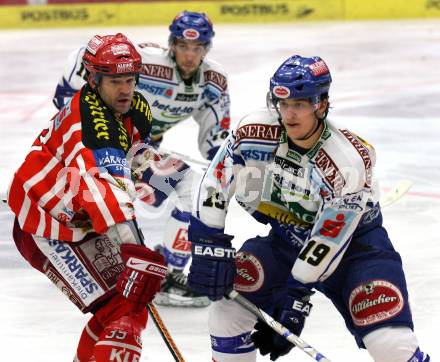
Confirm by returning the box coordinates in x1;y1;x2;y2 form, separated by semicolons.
142;64;173;80
204;70;227;91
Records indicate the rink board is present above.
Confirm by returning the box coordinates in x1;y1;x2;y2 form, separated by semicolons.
0;0;439;29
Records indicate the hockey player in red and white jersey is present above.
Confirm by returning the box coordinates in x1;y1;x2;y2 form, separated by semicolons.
8;33;168;362
53;11;230;308
187;55;430;361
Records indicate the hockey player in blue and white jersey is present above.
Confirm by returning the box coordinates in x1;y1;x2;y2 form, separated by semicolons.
53;11;231;308
187;55;430;361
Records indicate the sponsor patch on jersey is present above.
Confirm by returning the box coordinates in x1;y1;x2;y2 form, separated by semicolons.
235;123;281;143
314;208;356;244
43;240;102;305
241;147;274;161
151;100;193;119
175;93;199;102
349;280;404;326
336;191;364;212
234;251;264;293
340;129;373;187
141;64;173;80
274;156;305;177
93;147;130;178
137;81;173;98
204;70;227;91
315;148;345;194
45;266;86;310
83;235;124;288
273;85;290;98
309;60;329;76
54;99;72;130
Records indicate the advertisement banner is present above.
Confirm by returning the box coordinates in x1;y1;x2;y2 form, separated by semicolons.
0;0;438;29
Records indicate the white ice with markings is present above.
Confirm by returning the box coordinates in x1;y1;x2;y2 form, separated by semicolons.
0;20;439;361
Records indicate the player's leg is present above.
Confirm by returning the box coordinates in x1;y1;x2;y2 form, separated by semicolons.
209;233;297;361
12;221;149;361
148;164;209;307
363;326;430;362
92;294;148;362
209;298;257;362
320;226;430;361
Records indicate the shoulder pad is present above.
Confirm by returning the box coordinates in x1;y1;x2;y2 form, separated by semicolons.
234;110;282;143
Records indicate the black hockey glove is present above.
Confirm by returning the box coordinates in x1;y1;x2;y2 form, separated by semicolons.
251;288;313;361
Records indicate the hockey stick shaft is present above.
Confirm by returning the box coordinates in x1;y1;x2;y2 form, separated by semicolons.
227;290;332;362
146;303;186;362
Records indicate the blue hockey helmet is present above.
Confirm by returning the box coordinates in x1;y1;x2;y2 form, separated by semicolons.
169;11;215;46
269;55;332;105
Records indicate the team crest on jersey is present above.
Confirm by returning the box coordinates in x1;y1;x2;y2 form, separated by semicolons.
273;85;290;98
234;252;264;292
349;280;404;326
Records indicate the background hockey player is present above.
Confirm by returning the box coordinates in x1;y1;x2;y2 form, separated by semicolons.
187;55;430;361
53;11;231;308
8;33;168;362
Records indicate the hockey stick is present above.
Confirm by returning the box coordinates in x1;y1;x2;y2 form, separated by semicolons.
379;179;413;208
227;290;331;362
146;303;186;362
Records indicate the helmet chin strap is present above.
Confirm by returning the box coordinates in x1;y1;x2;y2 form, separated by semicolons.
297;116;322;141
296;100;329;141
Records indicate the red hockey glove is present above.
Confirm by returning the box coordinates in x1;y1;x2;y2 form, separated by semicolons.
117;244;168;306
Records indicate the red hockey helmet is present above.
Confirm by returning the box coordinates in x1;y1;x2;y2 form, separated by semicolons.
83;33;142;77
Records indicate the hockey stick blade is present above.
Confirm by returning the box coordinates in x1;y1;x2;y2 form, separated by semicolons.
228;290;332;362
379;179;413;208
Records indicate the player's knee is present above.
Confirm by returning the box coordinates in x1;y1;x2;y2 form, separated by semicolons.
75;315;103;361
363;326;429;362
209;299;257;361
162;208;191;270
94;314;144;362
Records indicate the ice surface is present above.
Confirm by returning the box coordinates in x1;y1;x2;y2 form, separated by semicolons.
0;20;439;361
